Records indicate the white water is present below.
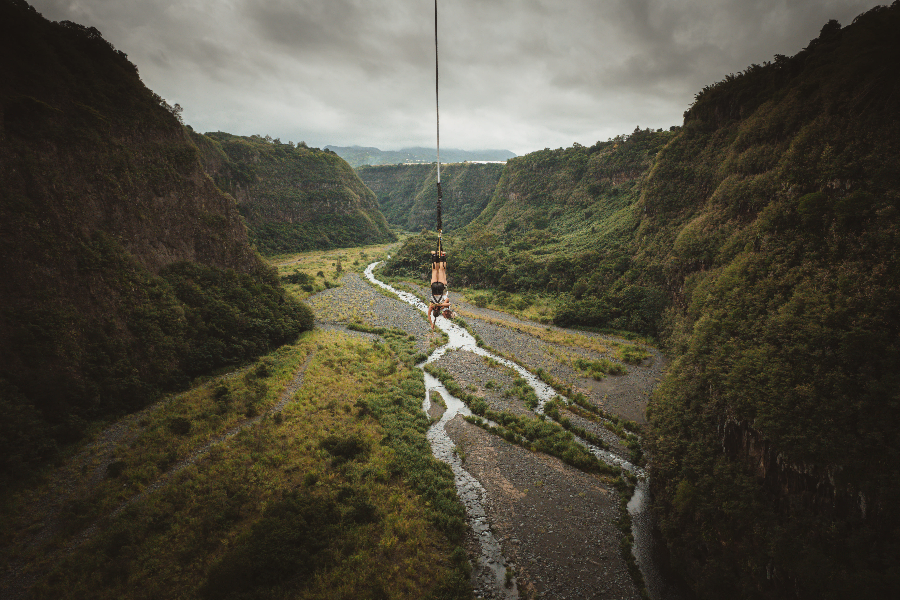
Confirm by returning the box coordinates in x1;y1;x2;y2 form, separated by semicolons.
364;262;659;598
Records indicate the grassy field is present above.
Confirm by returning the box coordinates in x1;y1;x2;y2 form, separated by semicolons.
3;326;470;600
272;237;409;300
453;287;559;325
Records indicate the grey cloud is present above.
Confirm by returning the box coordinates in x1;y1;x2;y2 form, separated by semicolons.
26;0;887;154
240;0;431;78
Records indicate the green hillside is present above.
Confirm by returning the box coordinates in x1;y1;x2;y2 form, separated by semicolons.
357;162;505;232
198;132;396;255
643;8;900;598
382;130;675;334
385;5;900;597
0;0;312;483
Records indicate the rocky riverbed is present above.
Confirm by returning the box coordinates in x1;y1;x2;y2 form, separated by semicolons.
311;269;676;600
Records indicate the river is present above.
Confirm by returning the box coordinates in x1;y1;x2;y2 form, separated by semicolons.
364;263;678;599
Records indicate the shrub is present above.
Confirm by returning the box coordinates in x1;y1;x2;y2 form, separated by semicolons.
167;417;191;435
319;435;369;466
106;460;127;479
574;358;627;379
201;491;342;599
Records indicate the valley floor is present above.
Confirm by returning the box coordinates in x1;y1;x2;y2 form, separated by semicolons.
309;271;676;600
1;252;673;600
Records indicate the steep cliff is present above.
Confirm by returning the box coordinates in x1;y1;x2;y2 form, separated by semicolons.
357;162;505;232
638;7;900;598
0;0;311;481
198;132;395;255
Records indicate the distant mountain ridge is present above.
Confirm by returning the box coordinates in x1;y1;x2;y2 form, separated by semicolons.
325;145;515;167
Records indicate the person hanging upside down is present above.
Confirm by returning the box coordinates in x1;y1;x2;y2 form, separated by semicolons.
429;250;451;331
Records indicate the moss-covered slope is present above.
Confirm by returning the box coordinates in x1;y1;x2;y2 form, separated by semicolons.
0;0;312;481
198;132;395;255
357;162;505;232
641;7;900;598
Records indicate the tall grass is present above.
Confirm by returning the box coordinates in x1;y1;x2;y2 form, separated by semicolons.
22;330;471;599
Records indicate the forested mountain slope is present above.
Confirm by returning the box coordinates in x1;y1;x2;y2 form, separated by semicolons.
383;129;675;335
386;4;900;597
642;7;900;598
197;132;395;255
357;162;504;232
0;0;311;483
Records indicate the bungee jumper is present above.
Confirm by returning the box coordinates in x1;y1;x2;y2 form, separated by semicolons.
428;0;452;330
429;250;449;331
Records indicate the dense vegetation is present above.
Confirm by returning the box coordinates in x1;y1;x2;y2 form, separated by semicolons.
196;131;396;255
386;5;900;597
326;144;514;167
0;0;312;485
383;129;674;335
643;7;900;598
358;162;504;232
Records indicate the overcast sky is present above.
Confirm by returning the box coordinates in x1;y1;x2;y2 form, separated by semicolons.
30;0;884;155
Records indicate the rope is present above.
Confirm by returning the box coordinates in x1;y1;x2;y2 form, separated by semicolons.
434;0;443;252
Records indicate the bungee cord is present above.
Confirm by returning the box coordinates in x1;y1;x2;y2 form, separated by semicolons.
434;0;443;255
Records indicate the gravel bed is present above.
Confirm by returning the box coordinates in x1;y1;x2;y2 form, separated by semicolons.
438;349;534;417
459;313;664;426
314;319;378;340
306;273;433;355
446;416;641;600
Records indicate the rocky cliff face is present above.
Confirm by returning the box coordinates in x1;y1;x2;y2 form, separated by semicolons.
198;132;395;254
0;0;310;480
642;6;900;598
718;417;871;522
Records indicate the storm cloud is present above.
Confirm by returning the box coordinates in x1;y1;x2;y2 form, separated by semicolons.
28;0;884;154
